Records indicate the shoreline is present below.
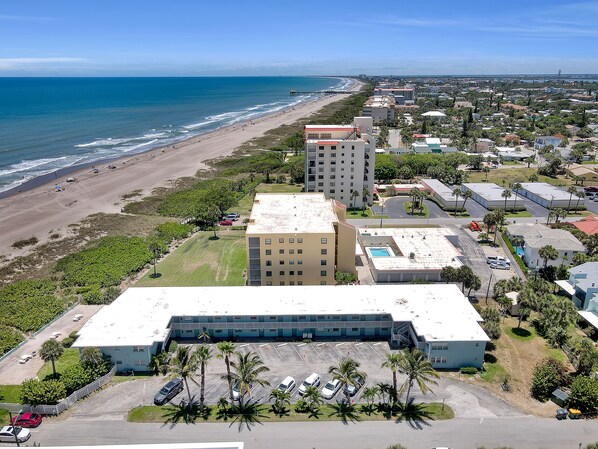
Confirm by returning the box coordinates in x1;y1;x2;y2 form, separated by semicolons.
0;79;352;200
0;79;362;256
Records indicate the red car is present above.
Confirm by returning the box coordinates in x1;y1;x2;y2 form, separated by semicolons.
10;413;42;428
218;220;233;226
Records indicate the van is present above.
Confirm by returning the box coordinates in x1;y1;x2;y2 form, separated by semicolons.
298;373;321;395
276;376;296;394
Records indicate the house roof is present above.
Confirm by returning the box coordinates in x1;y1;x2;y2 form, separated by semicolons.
572;216;598;235
507;223;585;251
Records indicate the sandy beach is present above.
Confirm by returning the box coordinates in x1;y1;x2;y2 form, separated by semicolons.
0;81;361;257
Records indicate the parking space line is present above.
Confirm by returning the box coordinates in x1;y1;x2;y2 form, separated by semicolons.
291;343;302;358
310;344;324;360
297;343;306;347
251;343;264;360
272;343;283;360
335;342;346;347
239;343;250;348
317;343;325;346
349;344;363;359
277;343;287;347
330;343;344;359
373;342;382;346
366;342;383;358
259;343;268;347
355;342;364;346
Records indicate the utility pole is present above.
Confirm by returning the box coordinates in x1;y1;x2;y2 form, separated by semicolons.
485;271;493;305
7;410;22;447
379;200;385;228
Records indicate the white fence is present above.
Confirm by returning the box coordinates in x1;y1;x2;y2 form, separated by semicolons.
15;365;117;415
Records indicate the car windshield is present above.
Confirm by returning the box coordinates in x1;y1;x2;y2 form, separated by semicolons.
302;380;311;386
30;414;40;419
324;382;335;389
159;387;170;394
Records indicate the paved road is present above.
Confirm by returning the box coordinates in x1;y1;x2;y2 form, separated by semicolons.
28;416;598;449
374;197;447;219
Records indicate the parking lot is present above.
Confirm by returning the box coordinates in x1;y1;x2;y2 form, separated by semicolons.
68;339;524;420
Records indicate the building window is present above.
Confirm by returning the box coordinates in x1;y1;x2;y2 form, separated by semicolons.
279;260;285;265
321;238;327;244
266;281;272;286
320;281;327;285
265;249;271;255
321;260;327;265
321;249;327;255
321;270;327;276
266;260;272;266
298;281;303;285
279;249;284;254
279;238;284;243
280;281;285;286
280;271;285;276
289;249;295;254
298;238;303;243
290;281;294;286
298;249;303;254
331;146;336;150
265;238;271;245
289;238;294;243
298;271;303;275
331;153;336;158
432;343;449;350
298;260;303;265
133;346;144;352
266;271;272;277
290;271;294;275
289;260;295;265
135;360;144;366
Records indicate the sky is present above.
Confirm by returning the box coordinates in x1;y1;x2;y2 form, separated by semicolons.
1;0;597;76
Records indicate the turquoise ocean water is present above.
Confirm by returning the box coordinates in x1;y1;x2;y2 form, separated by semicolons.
0;76;345;193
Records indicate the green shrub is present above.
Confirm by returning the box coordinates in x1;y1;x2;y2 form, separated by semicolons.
460;367;478;375
0;325;24;356
56;236;152;287
167;340;178;353
103;286;121;303
60;364;93;394
0;279;69;333
530;358;568;402
569;376;598;413
69;330;79;339
156;222;192;242
81;286;104;305
61;337;75;348
20;378;66;406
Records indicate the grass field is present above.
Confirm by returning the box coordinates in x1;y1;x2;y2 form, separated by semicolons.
0;385;21;403
504;210;533;218
403;201;429;217
466;168;573;187
136;231;246;287
37;348;80;380
128;401;454;423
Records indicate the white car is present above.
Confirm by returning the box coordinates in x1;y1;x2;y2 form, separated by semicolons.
232;380;251;401
18;354;33;364
298;373;321;396
0;426;31;443
276;376;296;394
50;331;61;339
321;379;342;399
73;314;83;321
490;260;511;270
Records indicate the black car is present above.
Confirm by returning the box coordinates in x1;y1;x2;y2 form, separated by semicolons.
154;378;184;405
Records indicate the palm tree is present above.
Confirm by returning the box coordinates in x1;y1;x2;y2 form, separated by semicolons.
166;345;199;409
217;341;236;403
482;166;490;182
195;344;212;411
397;348;439;407
361;385;379;414
361;188;370;213
516;288;537;328
381;353;403;393
460;189;472;215
408;187;420;215
148;240;161;278
574;190;585;211
452;188;461;216
501;188;512;211
567;186;578;214
376;382;393;409
149;352;168;375
350;189;359;210
80;346;104;368
269;388;291;415
512;182;522;210
328;358;366;406
303;385;324;413
228;351;270;407
40;338;64;378
539;245;559;269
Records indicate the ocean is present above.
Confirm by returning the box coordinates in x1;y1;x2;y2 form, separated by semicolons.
0;76;346;193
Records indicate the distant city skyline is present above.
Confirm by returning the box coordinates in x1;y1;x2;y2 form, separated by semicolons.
1;0;598;76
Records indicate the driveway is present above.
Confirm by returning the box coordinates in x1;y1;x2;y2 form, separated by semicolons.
0;304;103;385
463;200;489;219
521;198;549;218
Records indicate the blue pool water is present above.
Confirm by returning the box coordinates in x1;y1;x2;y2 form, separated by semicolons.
515;247;524;257
370;248;391;257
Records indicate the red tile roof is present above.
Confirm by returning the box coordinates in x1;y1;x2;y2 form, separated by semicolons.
572;216;598;235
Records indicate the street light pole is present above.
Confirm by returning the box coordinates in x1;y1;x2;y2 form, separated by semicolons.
7;410;21;447
379;200;385;228
485;271;493;305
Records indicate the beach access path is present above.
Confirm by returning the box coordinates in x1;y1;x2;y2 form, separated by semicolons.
0;81;361;257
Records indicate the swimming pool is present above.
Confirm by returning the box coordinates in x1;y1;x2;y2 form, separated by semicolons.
515;247;524;257
369;247;393;257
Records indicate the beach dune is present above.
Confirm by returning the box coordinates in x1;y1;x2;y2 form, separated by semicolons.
0;82;361;258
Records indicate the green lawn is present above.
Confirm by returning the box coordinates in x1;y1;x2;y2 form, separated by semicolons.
136;231;246;287
0;409;9;425
0;385;21;403
505;324;537;341
466;168;572;187
347;208;374;218
255;183;304;193
403;202;429;217
37;348;80;380
480;362;508;382
504;210;533;218
128;401;454;423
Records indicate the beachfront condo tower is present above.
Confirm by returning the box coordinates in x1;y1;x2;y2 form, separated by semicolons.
246;193;356;286
304;116;376;209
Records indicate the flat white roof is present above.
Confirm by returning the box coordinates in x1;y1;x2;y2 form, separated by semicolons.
579;311;598;329
422;179;464;202
247;193;337;234
462;183;518;203
359;227;462;271
74;285;489;347
518;183;573;201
